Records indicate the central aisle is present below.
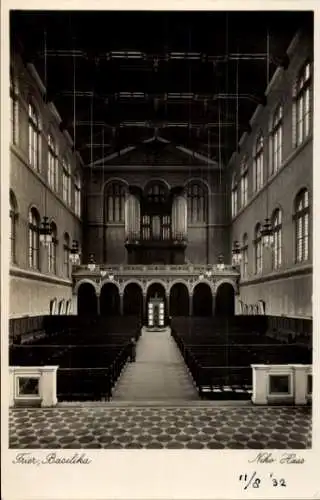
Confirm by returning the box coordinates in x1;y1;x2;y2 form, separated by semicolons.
112;327;199;401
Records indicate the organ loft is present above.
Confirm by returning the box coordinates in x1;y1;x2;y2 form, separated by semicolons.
73;137;239;321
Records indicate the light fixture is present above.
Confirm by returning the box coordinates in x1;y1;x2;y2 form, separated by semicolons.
108;273;114;281
69;240;80;265
199;274;204;280
232;240;242;267
205;270;212;278
39;216;53;247
217;254;225;271
261;217;274;248
87;253;96;272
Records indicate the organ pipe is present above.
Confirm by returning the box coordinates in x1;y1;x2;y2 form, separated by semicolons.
172;195;187;240
125;194;140;240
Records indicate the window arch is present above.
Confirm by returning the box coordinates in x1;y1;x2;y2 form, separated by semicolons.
62;158;71;205
187;182;207;223
240;156;248;207
10;67;19;145
272;208;282;269
28;102;41;171
28;207;40;269
231;173;238;218
254;133;264;192
48;222;58;274
63;232;70;278
48;134;58;191
241;233;248;279
254;223;263;274
293;61;311;147
106;182;126;223
10;190;18;263
74;174;81;217
270;103;283;175
294;188;310;262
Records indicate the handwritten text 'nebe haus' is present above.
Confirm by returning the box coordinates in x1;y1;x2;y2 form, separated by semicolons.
13;452;92;465
249;452;305;465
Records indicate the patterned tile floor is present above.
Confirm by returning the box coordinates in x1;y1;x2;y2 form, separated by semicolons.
9;405;312;449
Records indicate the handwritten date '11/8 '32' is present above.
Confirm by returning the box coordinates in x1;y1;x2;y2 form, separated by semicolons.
239;472;287;490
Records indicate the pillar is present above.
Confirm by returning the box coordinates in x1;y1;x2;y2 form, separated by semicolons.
212;293;216;316
293;365;309;405
96;293;100;316
41;366;58;407
189;294;193;316
120;294;124;315
142;294;147;324
251;365;269;405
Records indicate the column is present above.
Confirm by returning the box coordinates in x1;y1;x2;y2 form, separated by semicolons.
189;294;193;316
142;294;147;324
96;293;100;316
120;294;124;315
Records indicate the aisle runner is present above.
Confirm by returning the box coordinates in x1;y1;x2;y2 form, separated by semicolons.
112;327;199;401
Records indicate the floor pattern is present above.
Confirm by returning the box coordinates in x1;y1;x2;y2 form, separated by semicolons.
9;405;312;449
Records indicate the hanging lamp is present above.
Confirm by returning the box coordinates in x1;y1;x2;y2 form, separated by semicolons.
232;240;242;267
70;239;80;265
39;216;53;247
40;30;53;248
87;253;96;272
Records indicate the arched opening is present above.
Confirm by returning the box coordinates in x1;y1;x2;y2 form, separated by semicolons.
215;283;235;317
123;283;143;318
169;283;189;317
100;283;120;317
77;283;97;317
192;283;212;317
146;282;167;325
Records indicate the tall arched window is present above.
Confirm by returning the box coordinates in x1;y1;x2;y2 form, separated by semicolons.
270;104;283;175
62;159;71;205
28;102;41;171
272;209;282;269
10;68;19;145
48;222;57;274
74;174;81;217
106;182;126;222
48;134;58;191
293;61;311;147
28;208;40;269
241;233;248;278
10;190;18;263
231;173;238;218
254;133;264;192
254;223;263;274
187;182;207;223
63;232;70;278
294;188;310;262
240;157;248;207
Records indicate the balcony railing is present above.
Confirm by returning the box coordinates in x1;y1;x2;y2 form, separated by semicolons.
73;263;238;275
